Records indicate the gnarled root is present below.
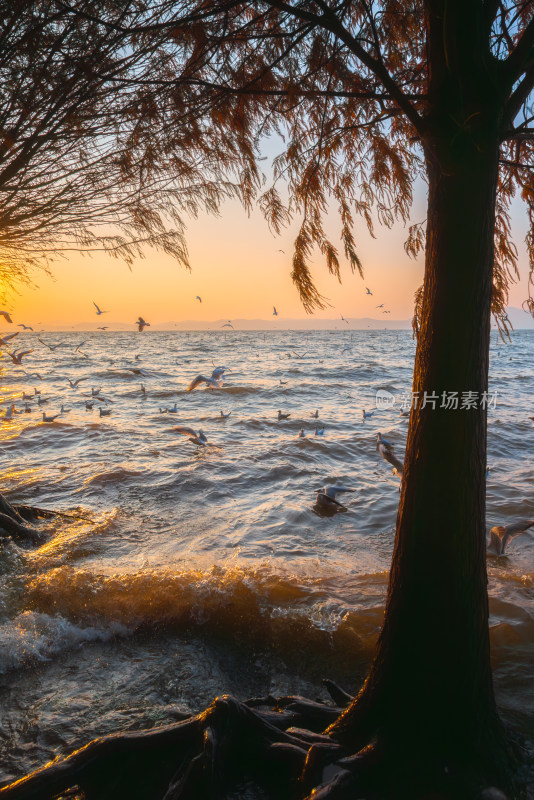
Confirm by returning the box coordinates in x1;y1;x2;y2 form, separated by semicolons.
0;493;43;543
0;684;526;800
0;690;353;800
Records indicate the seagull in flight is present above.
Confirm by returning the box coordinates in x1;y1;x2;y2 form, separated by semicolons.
376;304;384;308
195;296;202;303
0;310;13;323
0;332;19;346
67;378;88;389
221;322;234;329
75;341;86;352
315;486;355;509
172;426;208;446
17;323;33;331
273;306;278;316
38;337;61;351
7;349;33;365
340;314;349;324
97;326;109;331
186;367;225;392
365;287;373;295
487;519;534;556
135;317;150;332
377;433;404;477
93;302;108;315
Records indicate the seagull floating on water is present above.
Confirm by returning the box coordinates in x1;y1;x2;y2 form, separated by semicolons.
219;410;231;419
277;410;290;420
487;520;534;556
99;407;111;417
314;426;325;436
362;409;374;419
315;486;355;509
298;428;305;437
42;411;59;423
311;410;319;418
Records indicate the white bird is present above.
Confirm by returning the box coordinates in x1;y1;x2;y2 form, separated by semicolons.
23;403;32;413
75;341;86;352
85;401;94;410
0;310;13;323
340;314;349;324
37;396;48;406
17;323;33;331
42;411;59;422
298;428;305;437
3;404;16;421
22;392;33;401
399;408;410;417
376;304;384;308
99;407;111;417
273;306;278;316
68;378;88;389
60;405;71;413
7;349;33;364
172;426;208;446
377;433;404;476
97;326;108;331
362;409;374;419
487;520;534;556
186;369;224;392
219;410;231;419
277;410;290;420
166;403;179;413
365;287;373;295
127;367;151;377
135;317;150;332
93;302;108;315
221;322;234;329
315;486;355;509
280;380;288;385
91;387;101;396
314;426;325;436
311;410;319;418
0;332;19;346
195;296;202;303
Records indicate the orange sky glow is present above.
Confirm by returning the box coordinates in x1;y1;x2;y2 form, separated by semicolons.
5;191;532;329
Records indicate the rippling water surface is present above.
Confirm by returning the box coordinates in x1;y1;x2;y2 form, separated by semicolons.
0;329;533;782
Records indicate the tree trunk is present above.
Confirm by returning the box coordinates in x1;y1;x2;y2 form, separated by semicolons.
328;133;519;793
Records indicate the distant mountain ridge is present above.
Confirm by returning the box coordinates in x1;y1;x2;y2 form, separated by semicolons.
15;307;534;331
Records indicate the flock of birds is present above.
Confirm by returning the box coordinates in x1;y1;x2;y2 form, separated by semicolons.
1;304;532;559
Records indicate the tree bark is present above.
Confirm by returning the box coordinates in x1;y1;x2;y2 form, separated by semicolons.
328;128;519;793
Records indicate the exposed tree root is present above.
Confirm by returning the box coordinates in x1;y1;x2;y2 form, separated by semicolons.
0;492;91;545
0;686;526;800
0;493;44;543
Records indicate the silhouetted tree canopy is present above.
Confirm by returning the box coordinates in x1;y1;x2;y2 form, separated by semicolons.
81;0;532;330
0;0;240;298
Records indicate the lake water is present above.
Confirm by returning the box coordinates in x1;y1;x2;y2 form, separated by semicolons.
0;329;532;783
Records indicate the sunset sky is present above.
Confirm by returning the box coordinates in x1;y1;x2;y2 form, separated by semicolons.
6;187;533;329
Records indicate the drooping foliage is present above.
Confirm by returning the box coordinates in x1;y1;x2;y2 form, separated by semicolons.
0;0;240;299
85;0;534;330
